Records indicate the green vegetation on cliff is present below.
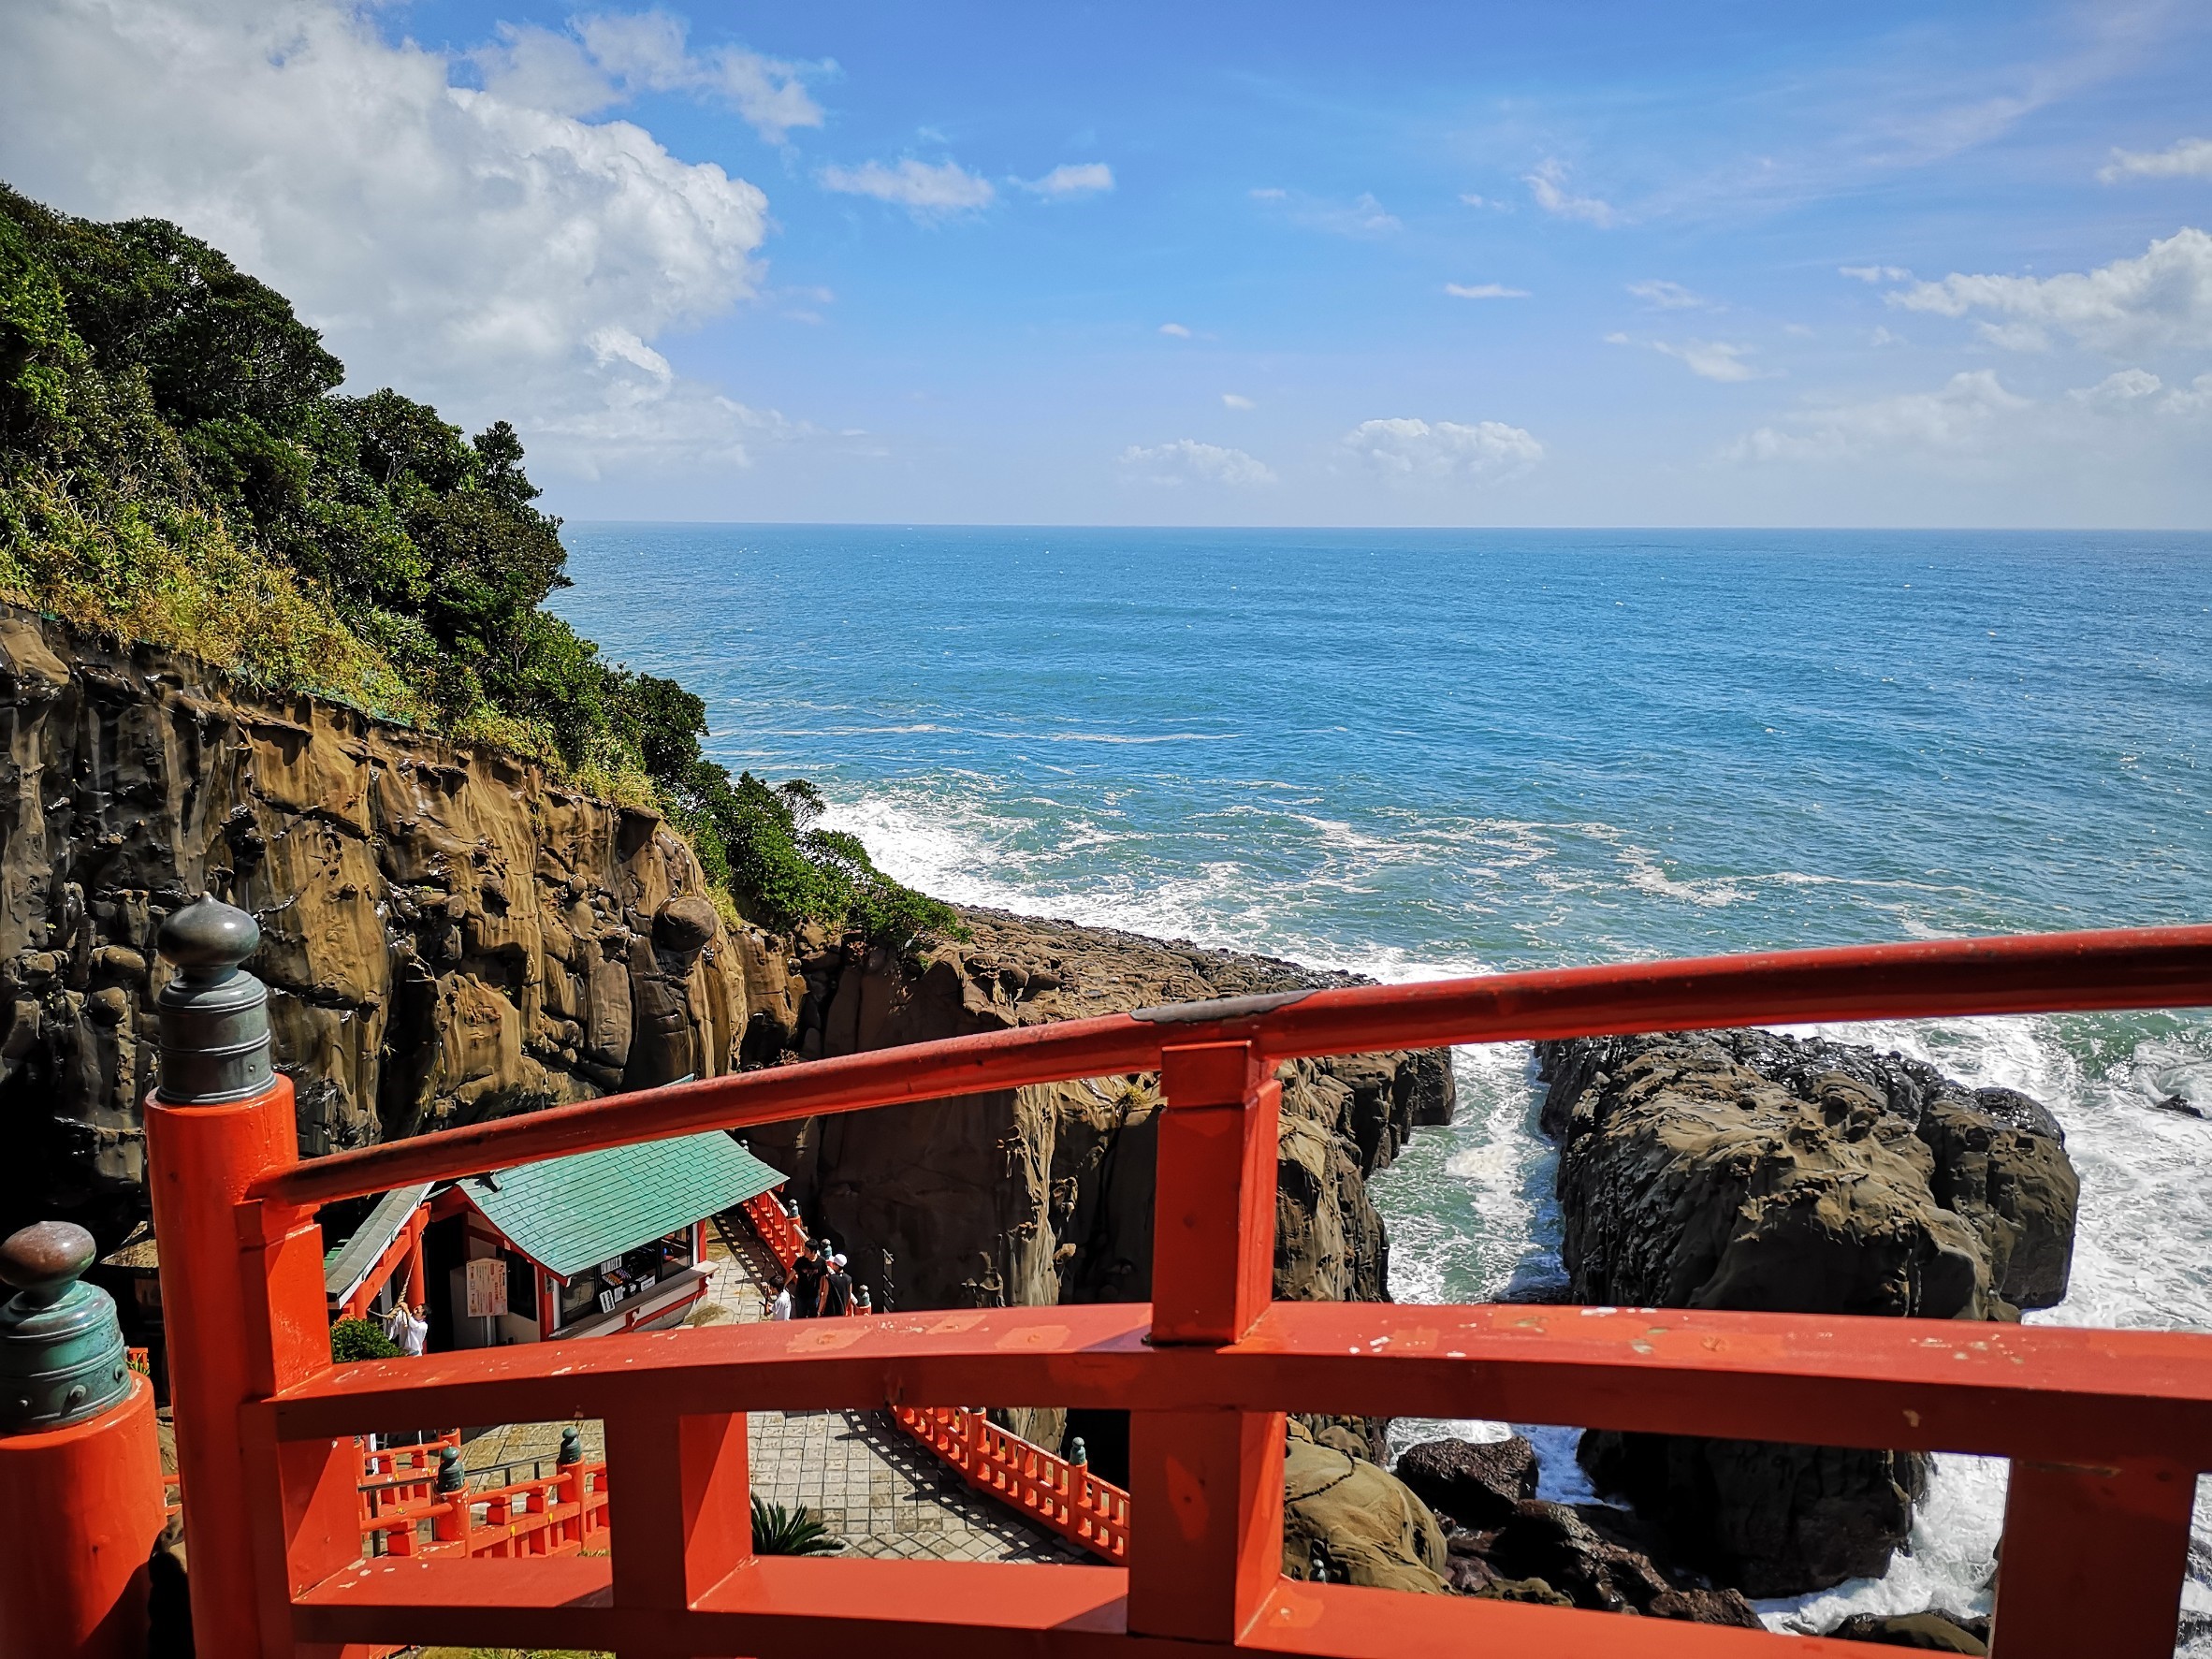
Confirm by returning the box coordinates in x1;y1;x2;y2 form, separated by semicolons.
0;183;953;946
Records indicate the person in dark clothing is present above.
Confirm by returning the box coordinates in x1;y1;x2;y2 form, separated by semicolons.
819;1253;854;1317
789;1240;825;1320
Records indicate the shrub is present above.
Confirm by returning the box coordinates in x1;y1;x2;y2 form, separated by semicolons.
329;1317;400;1362
749;1494;838;1555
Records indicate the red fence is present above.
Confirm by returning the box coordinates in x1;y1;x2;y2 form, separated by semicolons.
893;1404;1132;1563
144;925;2212;1659
741;1187;809;1275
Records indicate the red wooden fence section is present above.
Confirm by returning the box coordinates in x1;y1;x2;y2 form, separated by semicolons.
893;1404;1132;1563
142;925;2212;1659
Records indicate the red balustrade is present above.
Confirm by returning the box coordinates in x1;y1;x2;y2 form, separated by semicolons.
894;1404;1131;1562
140;924;2212;1659
364;1458;610;1561
740;1187;808;1273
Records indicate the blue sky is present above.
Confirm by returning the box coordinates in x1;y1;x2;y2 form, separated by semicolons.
4;0;2210;525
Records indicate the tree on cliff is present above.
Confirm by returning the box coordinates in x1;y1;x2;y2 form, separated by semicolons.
0;182;953;946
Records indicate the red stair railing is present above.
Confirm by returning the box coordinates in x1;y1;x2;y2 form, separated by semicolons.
144;924;2212;1659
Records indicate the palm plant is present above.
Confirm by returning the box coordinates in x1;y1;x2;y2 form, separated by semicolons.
749;1494;838;1556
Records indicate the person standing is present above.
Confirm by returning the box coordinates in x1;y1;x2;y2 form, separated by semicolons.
790;1239;825;1321
819;1253;853;1317
384;1299;428;1356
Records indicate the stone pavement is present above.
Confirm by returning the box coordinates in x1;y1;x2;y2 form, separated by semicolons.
458;1226;1083;1565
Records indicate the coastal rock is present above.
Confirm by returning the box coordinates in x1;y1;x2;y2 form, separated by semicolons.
0;606;750;1243
1281;1421;1449;1594
1440;1496;1760;1626
1393;1434;1539;1531
749;908;1453;1315
1826;1611;1990;1652
1535;1028;2077;1595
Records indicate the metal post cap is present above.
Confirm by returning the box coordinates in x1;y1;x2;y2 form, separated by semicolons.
435;1444;464;1493
0;1221;132;1433
155;895;275;1105
558;1424;582;1465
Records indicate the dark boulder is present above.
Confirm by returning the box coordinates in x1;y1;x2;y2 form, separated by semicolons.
1446;1498;1761;1626
1535;1028;2078;1597
1393;1434;1538;1531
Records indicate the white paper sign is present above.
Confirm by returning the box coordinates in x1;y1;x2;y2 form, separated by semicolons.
465;1256;508;1318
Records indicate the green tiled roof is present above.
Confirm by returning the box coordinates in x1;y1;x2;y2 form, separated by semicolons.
458;1131;782;1279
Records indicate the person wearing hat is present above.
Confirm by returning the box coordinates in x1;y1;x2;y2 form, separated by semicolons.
819;1252;854;1317
789;1237;826;1321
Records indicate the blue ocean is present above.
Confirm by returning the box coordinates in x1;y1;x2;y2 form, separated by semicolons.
557;525;2212;1635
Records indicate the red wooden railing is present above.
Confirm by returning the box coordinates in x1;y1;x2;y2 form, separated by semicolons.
742;1187;809;1273
143;925;2212;1659
359;1455;610;1560
893;1404;1132;1562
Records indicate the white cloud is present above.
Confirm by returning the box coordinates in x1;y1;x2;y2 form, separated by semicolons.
1446;283;1529;299
1727;371;2030;462
1973;321;2050;352
2070;369;2162;404
2100;138;2212;183
1300;193;1401;238
1249;187;1288;201
1524;159;1616;226
1341;417;1543;485
1018;162;1113;198
1628;279;1709;310
818;157;997;217
1841;265;1914;284
1119;440;1275;487
1889;229;2212;354
1158;322;1193;338
566;11;826;140
0;0;779;476
2163;372;2212;415
1221;393;1255;410
1459;193;1510;211
1652;339;1764;382
1870;326;1903;346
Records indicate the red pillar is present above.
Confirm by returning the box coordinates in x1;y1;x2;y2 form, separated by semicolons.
604;1409;751;1658
143;897;362;1659
402;1213;428;1309
1990;1457;2195;1659
1127;1041;1286;1644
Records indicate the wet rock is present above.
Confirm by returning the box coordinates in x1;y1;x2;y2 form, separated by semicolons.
1281;1422;1449;1594
1826;1611;1990;1652
1535;1028;2078;1596
1394;1434;1538;1531
2153;1093;2209;1121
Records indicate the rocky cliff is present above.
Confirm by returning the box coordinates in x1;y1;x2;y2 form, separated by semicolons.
749;908;1456;1317
1535;1028;2079;1595
0;604;775;1244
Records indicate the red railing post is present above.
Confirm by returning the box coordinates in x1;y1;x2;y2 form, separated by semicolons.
143;899;357;1659
604;1410;750;1646
1128;1041;1286;1644
1989;1457;2197;1658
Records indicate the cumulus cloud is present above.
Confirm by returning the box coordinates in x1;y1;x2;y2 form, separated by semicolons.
0;0;782;475
1727;371;2030;462
1119;440;1275;487
1446;283;1529;299
1158;322;1192;338
1018;162;1113;198
1841;265;1914;284
818;157;997;217
474;10;830;139
1524;159;1616;226
1651;339;1764;382
1341;417;1543;485
1628;280;1709;310
1888;228;2212;355
2100;138;2212;182
2070;369;2162;404
1221;393;1254;410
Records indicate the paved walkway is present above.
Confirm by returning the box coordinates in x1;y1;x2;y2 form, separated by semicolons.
458;1227;1083;1565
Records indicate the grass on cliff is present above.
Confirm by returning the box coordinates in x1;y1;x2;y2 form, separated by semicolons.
0;182;955;948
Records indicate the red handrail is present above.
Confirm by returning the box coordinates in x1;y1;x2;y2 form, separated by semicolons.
893;1404;1132;1563
146;924;2212;1659
251;924;2212;1210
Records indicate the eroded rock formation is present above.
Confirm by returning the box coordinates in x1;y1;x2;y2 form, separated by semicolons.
0;606;775;1243
1535;1028;2078;1595
749;909;1454;1317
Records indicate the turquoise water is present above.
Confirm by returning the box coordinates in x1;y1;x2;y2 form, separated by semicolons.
557;524;2212;1632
